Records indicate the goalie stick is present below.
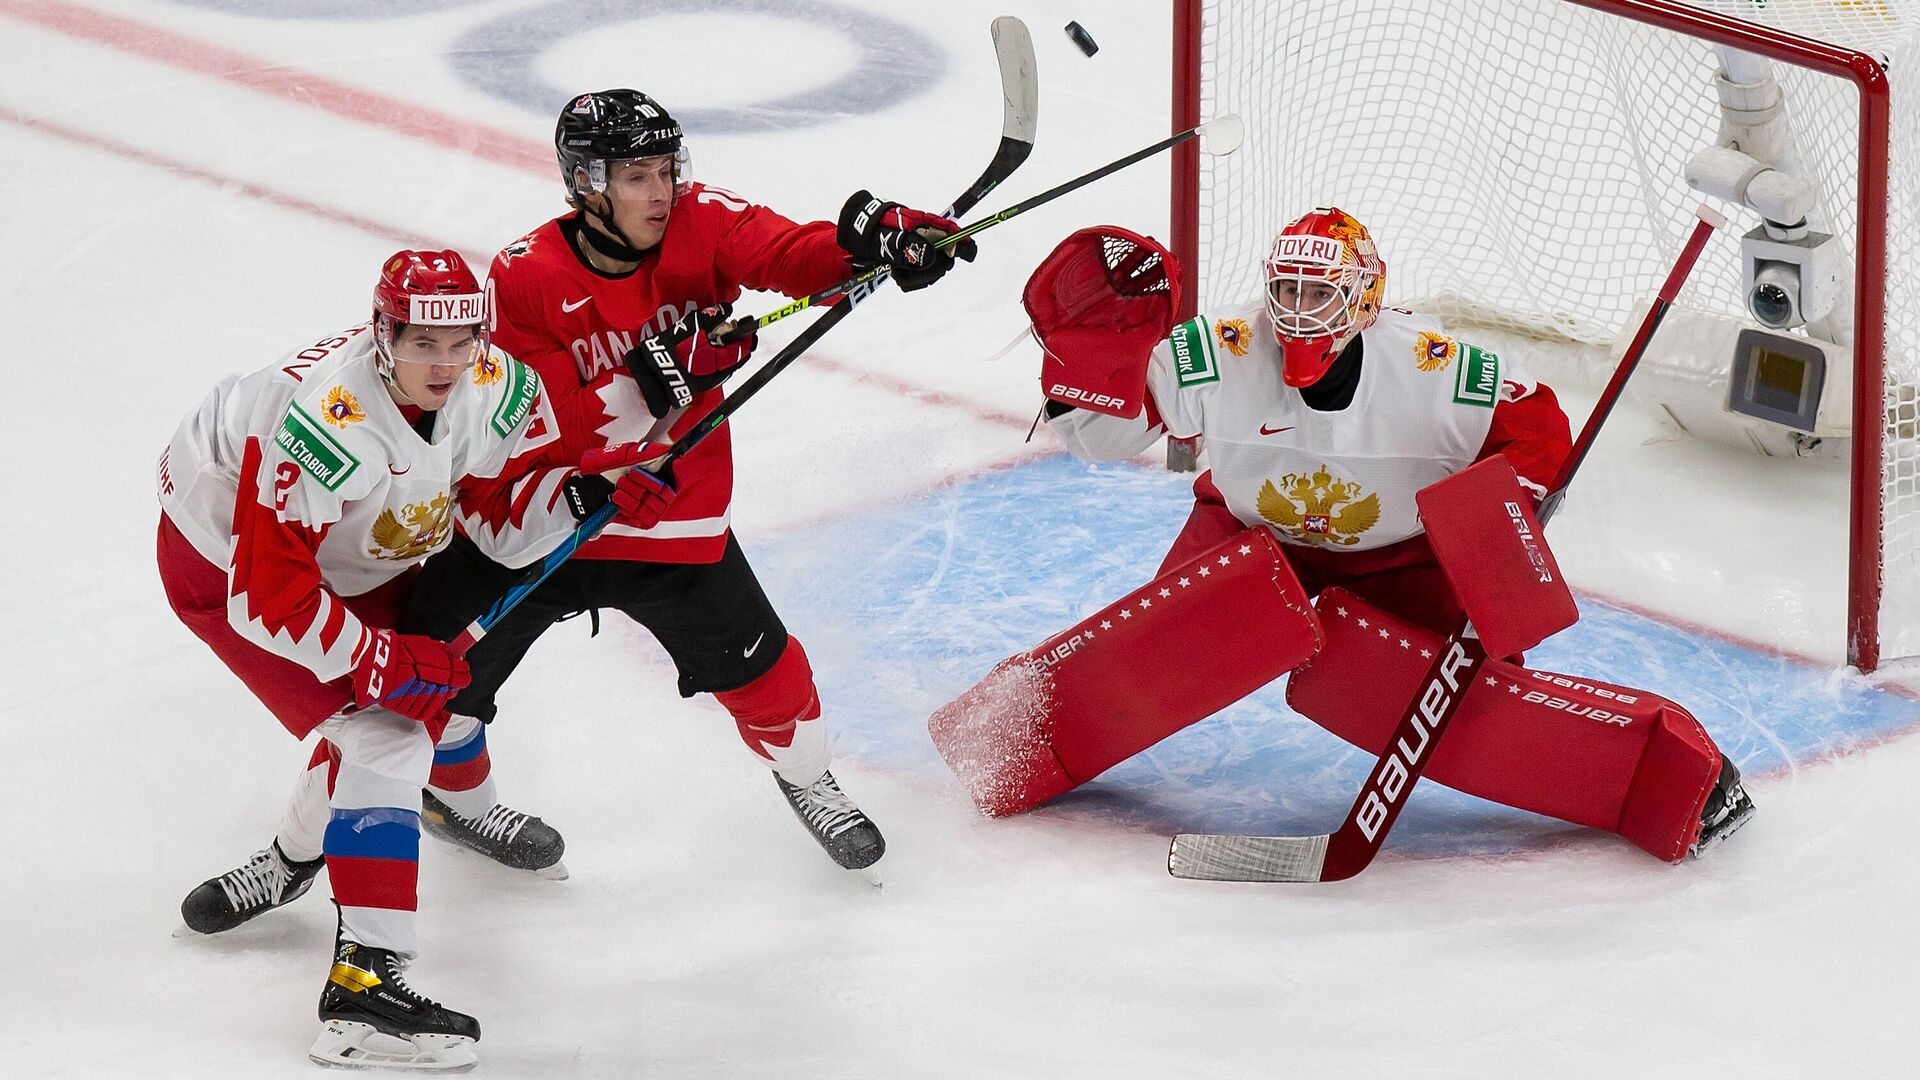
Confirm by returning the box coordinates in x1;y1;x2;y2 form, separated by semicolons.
1166;203;1727;883
435;15;1041;656
718;112;1246;344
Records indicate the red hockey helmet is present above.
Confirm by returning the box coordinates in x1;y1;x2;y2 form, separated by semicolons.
1264;207;1385;387
370;249;490;376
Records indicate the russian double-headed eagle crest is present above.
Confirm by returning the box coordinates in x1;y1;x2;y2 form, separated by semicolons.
368;493;451;560
1256;466;1380;546
472;353;504;385
322;385;365;428
1414;330;1457;373
1215;317;1253;357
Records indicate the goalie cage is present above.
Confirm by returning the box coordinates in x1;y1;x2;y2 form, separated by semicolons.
1169;0;1919;672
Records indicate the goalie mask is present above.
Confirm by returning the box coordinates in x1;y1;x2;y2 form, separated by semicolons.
1264;207;1385;388
370;249;490;384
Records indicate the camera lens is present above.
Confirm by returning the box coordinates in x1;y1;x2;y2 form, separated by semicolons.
1751;281;1794;327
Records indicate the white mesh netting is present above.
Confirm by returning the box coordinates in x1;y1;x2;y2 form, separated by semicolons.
1194;0;1920;665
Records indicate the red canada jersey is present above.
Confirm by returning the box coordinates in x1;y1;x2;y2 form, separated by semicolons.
489;183;853;562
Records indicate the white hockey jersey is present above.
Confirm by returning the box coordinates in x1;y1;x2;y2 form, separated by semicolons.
1051;305;1559;553
157;325;576;682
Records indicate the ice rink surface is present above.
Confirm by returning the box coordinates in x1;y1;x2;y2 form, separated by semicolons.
3;1;1918;1077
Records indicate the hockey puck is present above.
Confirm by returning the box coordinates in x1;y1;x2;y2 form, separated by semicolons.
1064;21;1099;57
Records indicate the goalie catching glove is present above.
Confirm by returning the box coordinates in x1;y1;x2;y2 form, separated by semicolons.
622;303;756;419
837;190;977;292
1024;225;1182;419
564;442;679;530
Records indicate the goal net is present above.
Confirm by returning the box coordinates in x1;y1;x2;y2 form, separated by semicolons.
1172;0;1919;670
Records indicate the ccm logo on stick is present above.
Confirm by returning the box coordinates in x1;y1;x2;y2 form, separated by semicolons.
1357;639;1472;840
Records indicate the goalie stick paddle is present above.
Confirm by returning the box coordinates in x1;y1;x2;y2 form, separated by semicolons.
437;16;1041;657
716;110;1243;345
1166;204;1727;883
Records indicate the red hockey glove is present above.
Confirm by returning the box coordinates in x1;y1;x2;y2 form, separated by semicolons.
837;190;977;292
1023;226;1182;420
622;303;755;418
351;630;471;724
578;441;679;529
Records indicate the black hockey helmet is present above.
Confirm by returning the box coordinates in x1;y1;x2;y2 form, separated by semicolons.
555;89;688;200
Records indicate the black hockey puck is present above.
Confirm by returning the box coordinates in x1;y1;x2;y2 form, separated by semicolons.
1065;21;1099;57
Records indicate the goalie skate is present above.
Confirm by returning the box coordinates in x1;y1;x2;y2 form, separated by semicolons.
1690;755;1757;858
420;791;568;880
311;938;480;1072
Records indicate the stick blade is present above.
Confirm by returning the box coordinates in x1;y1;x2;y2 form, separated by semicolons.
1168;832;1328;882
1199;113;1245;156
990;16;1039;145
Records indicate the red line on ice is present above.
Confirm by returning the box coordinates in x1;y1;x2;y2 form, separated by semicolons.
0;0;553;176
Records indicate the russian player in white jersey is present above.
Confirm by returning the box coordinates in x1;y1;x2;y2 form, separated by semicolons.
931;212;1753;863
157;250;617;1069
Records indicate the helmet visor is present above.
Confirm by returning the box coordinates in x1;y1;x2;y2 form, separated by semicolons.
579;147;693;199
379;317;488;370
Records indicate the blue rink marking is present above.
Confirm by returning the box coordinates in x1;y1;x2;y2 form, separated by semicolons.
758;455;1920;857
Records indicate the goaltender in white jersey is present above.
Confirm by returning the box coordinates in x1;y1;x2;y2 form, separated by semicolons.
1052;301;1550;554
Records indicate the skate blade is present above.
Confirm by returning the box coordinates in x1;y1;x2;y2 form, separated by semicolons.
308;1019;477;1072
857;864;884;889
535;859;570;881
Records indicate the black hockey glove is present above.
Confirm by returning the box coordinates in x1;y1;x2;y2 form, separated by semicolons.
622;303;756;419
837;190;977;292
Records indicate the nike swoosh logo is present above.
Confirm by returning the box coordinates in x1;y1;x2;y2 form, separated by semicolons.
561;296;591;313
1259;424;1294;436
743;632;767;659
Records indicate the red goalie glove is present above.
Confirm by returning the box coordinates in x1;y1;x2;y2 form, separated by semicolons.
1023;225;1182;419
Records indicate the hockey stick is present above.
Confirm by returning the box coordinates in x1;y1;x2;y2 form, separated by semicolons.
1166;204;1726;883
718;111;1245;344
441;16;1040;655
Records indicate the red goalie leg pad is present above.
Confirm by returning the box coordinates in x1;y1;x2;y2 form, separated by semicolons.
714;636;822;760
929;529;1323;816
1287;590;1722;861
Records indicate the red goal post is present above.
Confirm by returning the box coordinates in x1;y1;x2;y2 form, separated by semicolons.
1170;0;1910;671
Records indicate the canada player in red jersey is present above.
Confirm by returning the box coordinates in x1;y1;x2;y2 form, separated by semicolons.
403;90;974;872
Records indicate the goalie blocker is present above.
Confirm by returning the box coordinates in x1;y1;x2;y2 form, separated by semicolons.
930;460;1724;861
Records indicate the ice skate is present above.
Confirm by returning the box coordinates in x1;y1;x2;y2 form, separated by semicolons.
1691;754;1757;857
310;937;480;1072
177;840;324;935
776;769;886;872
420;790;568;879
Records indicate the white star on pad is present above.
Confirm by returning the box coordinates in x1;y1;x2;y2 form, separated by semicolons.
1357;618;1369;628
1217;555;1232;566
1198;568;1211;577
1238;544;1252;555
1178;578;1191;587
1159;588;1172;598
1420;649;1433;658
1508;684;1521;694
1120;610;1133;619
1140;598;1152;609
1484;676;1498;688
1399;639;1411;648
1336;606;1348;617
1379;628;1390;639
1101;620;1113;631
